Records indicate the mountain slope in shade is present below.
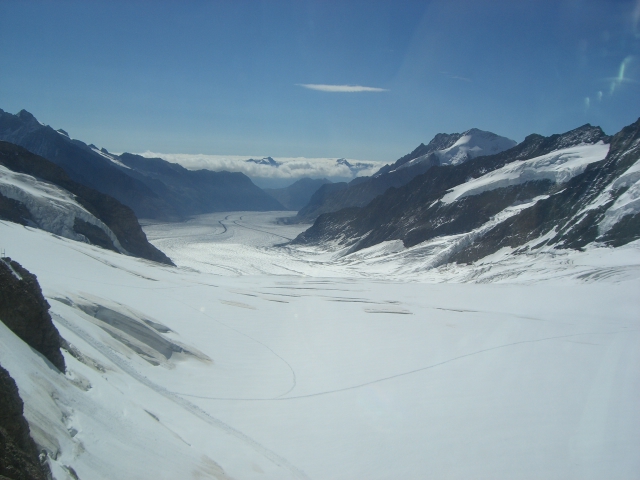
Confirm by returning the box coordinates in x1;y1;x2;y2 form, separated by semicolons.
264;177;332;211
0;109;285;220
116;153;285;214
291;121;638;267
0;109;179;221
0;141;174;265
292;129;516;223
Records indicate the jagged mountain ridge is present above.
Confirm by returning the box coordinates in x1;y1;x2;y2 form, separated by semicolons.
291;120;640;266
0;141;173;265
0;109;285;221
0;109;178;220
292;129;516;223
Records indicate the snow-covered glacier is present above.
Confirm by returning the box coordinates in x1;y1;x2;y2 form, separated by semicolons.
0;212;638;479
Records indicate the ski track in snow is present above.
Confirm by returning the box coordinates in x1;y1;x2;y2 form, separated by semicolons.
175;329;634;402
169;295;299;398
52;312;310;479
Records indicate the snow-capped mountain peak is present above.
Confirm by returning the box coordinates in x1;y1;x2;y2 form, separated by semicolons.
397;128;517;172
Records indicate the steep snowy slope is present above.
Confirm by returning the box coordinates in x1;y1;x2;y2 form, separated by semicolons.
1;214;639;479
291;129;516;223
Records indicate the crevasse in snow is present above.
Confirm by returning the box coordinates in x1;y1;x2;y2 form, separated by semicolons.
0;165;126;253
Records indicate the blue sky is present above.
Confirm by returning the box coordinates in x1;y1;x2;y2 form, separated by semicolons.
1;0;639;162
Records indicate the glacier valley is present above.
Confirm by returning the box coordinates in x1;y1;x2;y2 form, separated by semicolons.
0;212;639;479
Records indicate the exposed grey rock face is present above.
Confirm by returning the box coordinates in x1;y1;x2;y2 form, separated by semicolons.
0;258;65;372
0;191;33;227
0;364;49;480
291;120;640;266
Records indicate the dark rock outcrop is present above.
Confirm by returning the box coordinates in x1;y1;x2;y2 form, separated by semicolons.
0;365;48;480
0;141;173;265
0;192;33;227
246;156;280;167
0;258;65;372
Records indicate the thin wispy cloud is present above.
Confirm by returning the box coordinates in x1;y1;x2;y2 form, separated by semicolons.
297;84;388;92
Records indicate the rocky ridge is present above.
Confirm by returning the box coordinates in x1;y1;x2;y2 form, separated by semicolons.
292;129;516;223
291;120;640;266
0;258;65;372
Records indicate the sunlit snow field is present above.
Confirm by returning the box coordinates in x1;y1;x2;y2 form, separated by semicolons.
1;212;639;479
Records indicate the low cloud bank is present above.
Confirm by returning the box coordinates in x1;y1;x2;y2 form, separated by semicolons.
138;152;384;183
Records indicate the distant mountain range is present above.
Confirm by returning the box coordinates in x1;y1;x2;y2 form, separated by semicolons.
2;106;638;269
264;177;332;211
0;109;285;221
293;119;640;265
291;129;516;223
246;156;281;167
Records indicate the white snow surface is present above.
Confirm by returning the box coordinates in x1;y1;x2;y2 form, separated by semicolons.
396;128;517;172
0;211;639;479
441;142;610;204
0;165;125;252
599;157;640;234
